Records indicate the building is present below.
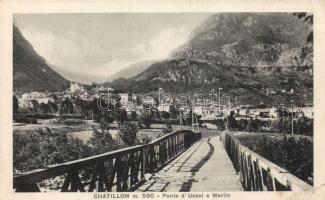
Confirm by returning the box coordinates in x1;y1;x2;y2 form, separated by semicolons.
119;93;129;107
158;103;172;112
70;82;85;93
20;92;55;107
193;106;204;116
269;107;279;118
36;96;55;104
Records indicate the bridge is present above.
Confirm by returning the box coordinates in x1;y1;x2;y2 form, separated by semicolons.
14;130;312;192
135;136;241;192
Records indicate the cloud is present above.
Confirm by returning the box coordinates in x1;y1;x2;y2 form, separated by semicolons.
80;27;191;78
18;26;110;73
98;27;190;77
93;59;134;77
17;25;191;83
133;27;190;60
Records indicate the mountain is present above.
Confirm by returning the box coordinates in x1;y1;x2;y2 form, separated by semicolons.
105;59;159;82
13;25;69;94
105;13;313;106
50;66;104;85
172;13;312;68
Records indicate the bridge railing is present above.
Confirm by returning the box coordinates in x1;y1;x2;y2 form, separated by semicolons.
146;130;201;173
220;132;312;191
14;130;201;192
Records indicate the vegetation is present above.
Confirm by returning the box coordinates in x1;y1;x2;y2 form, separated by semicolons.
88;126;123;155
129;111;137;121
118;122;138;146
13;95;19;114
234;117;313;136
139;110;153;129
46;117;86;125
59;98;75;114
162;120;173;134
236;134;313;185
13;25;68;93
13;128;91;172
13;123;130;173
103;13;313;107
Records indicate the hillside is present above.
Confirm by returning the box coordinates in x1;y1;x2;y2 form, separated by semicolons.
105;13;313;106
106;59;159;82
172;13;312;68
13;25;69;94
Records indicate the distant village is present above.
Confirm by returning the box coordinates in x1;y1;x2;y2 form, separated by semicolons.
13;81;313;120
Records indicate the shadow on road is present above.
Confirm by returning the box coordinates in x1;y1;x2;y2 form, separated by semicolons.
179;137;215;191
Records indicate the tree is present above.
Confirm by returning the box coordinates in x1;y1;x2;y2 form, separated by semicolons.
113;94;128;124
227;111;237;129
59;98;74;114
73;97;90;117
88;125;119;154
52;94;59;102
161;111;170;119
30;100;39;114
130;111;137;121
293;12;313;42
91;98;102;122
118;122;138;146
115;109;128;124
136;95;142;105
162;120;173;134
169;105;178;119
39;102;50;114
48;101;58;114
13;95;19;114
139;110;153;129
154;97;159;108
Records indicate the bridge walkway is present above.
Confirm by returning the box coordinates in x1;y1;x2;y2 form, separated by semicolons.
135;135;242;192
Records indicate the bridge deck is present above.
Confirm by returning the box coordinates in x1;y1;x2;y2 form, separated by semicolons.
135;136;243;192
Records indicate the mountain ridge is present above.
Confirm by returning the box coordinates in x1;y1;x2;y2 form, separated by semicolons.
106;13;313;106
106;59;159;82
13;25;69;94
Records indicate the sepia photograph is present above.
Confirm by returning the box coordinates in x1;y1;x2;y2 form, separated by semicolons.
11;12;314;193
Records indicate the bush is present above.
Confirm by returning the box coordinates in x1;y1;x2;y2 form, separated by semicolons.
87;126;122;154
13;128;91;172
161;111;170;119
14;117;37;124
235;117;313;136
118;122;138;146
13;125;126;173
129;111;138;121
46;117;86;125
237;134;313;185
162;120;173;134
139;111;153;129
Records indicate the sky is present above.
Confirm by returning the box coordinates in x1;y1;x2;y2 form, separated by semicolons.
14;13;212;84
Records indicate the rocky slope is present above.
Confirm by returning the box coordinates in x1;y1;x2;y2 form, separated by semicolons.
172;13;312;68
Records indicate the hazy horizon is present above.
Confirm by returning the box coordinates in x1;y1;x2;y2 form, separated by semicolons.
14;13;212;84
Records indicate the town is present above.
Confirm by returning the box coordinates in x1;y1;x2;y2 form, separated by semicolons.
14;81;313;124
